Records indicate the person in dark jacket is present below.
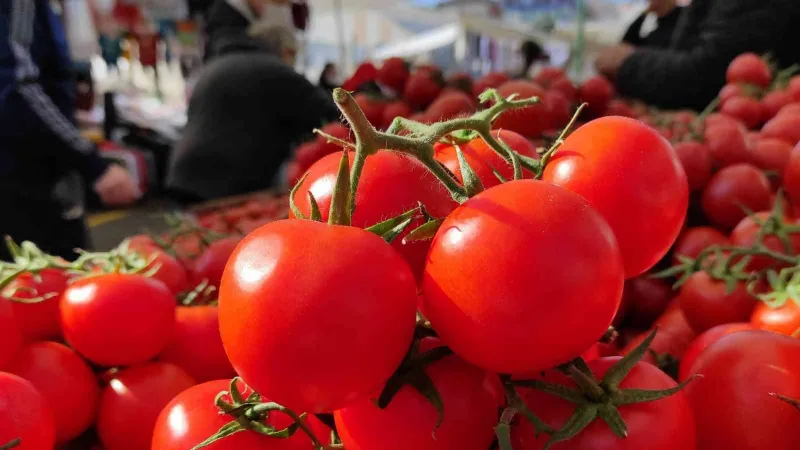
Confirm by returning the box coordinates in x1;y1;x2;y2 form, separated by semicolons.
621;0;683;49
167;52;339;203
0;0;138;260
596;0;800;110
203;0;293;61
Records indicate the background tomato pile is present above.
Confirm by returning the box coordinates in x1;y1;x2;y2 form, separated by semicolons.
2;53;800;450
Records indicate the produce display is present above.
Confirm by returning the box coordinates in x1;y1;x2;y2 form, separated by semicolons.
2;52;800;450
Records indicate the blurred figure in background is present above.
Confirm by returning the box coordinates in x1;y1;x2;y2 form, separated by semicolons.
167;24;338;203
0;0;139;260
621;0;683;49
319;62;340;93
518;39;550;78
203;0;293;61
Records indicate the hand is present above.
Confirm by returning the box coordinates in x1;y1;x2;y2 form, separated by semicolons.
93;164;140;207
595;44;635;78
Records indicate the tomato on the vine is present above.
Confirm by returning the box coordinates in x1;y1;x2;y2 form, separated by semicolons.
0;372;55;450
785;143;800;208
159;306;235;382
6;342;100;444
422;180;624;374
97;362;196;450
465;129;538;181
678;322;756;382
0;297;22;369
61;274;176;367
726;53;772;87
674;141;713;192
434;142;501;190
704;122;751;168
2;268;68;342
494;80;550;138
219;219;417;413
543;116;689;277
751;300;800;336
189;237;241;289
129;247;190;296
678;272;757;333
622;303;696;364
672;227;730;264
730;212;800;271
701;163;772;229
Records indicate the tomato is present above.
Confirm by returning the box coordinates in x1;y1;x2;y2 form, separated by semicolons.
533;67;567;87
673;227;730;264
472;72;509;98
381;100;414;130
2;268;68;342
435;143;501;190
762;113;800;146
543;116;689;278
550;76;578;103
219;219;416;413
6;342;99;444
466;129;538;181
159;306;235;382
61;274;176;367
620;276;675;329
578;76;614;115
678;272;757;333
290;151;457;281
790;76;800;101
678;322;756;382
622;304;696;364
145;250;190;295
761;90;794;120
425;90;475;121
685;331;800;450
404;70;443;110
726;53;772;88
334;344;500;450
377;57;410;93
701;163;771;229
446;72;474;94
720;96;763;129
0;298;22;369
544;90;571;130
673;141;713;191
749;137;793;188
512;358;695;450
189;237;241;289
293;141;325;170
731;212;800;271
777;103;800;118
785;143;800;208
751;300;800;336
354;93;386;128
704;122;751;167
152;379;322;450
315;122;352;156
97;362;196;450
603;99;636;118
703;112;742;129
719;83;745;103
422;180;624;374
0;372;55;450
494;80;550;138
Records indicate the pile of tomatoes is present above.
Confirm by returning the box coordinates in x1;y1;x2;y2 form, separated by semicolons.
2;53;800;450
194;194;290;235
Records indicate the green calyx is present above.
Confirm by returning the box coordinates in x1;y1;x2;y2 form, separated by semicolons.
510;330;699;450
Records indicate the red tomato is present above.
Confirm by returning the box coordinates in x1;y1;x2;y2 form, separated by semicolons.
2;269;68;342
790;76;800;101
425;90;475;121
622;304;696;363
290;151;457;281
543;116;689;278
404;70;443;110
685;331;800;450
678;322;756;382
786;143;800;207
422;180;624;374
0;297;22;369
494;80;550;138
731;212;800;271
293;141;325;169
777;102;800;118
579;76;614;115
435;143;501;190
674;141;713;191
334;348;500;450
544;89;572;130
704;122;751;167
152;379;321;450
6;342;99;444
145;251;190;295
603;99;636;117
533;67;566;87
219;219;417;413
726;53;772;88
466;129;539;181
620;276;675;329
315;122;352;156
512;358;696;450
472;72;510;98
98;363;196;450
719;83;745;103
761;90;794;120
446;71;474;94
354;93;386;128
672;227;730;263
377;57;410;93
701;163;772;229
749;137;793;187
721;96;763;129
762;113;800;146
751;300;800;336
159;306;235;382
189;237;241;289
0;372;55;450
550;76;578;103
381;100;414;130
678;272;757;333
61;274;176;367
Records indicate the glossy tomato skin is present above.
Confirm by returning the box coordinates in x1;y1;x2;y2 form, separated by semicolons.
701;163;772;229
422;180;624;374
219;220;417;413
290;151;457;281
466;129;538;181
761;90;794;120
685;331;800;450
579;76;614;115
726;53;772;87
494;80;550;138
512;358;696;450
147;251;191;295
785;143;800;208
6;342;100;444
158;306;235;382
731;212;800;271
761;113;800;146
622;303;696;364
678;272;757;333
152;379;319;450
674;141;713;192
61;274;176;367
678;322;756;382
704;122;751;167
749;138;793;188
97;362;196;450
672;227;730;264
189;237;241;289
720;96;763;129
751;300;800;336
434;143;501;190
334;348;500;450
0;297;22;369
0;372;56;450
543;116;689;278
3;268;68;342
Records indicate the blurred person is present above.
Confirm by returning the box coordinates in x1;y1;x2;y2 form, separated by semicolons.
319;62;340;93
596;0;800;110
621;0;683;49
518;39;550;78
167;24;338;203
204;0;293;61
0;0;139;260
